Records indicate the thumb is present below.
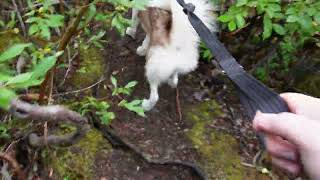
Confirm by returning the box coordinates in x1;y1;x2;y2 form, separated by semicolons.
253;112;320;149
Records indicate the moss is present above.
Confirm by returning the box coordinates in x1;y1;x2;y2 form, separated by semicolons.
50;129;111;179
69;45;105;91
296;74;320;97
0;32;24;53
186;100;267;179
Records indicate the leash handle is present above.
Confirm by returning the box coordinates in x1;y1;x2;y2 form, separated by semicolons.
176;0;290;146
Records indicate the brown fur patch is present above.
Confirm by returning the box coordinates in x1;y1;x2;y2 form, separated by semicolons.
138;8;172;47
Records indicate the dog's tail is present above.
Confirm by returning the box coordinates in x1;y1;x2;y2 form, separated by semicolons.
163;0;215;74
169;0;215;44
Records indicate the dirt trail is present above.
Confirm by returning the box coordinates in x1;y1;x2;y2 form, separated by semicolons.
53;29;284;179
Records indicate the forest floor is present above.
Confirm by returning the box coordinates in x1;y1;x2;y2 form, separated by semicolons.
43;28;297;180
0;28;304;179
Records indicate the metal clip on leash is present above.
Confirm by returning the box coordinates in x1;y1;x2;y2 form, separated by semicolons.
176;0;290;147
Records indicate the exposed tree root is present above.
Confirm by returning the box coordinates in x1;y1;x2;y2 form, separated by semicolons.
176;87;182;121
92;118;207;180
9;99;90;148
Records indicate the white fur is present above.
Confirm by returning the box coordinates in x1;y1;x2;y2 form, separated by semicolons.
127;0;215;111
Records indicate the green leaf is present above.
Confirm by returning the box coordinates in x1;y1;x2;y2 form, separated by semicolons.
5;72;33;87
0;71;13;82
129;100;142;106
40;25;51;40
46;14;64;28
0;43;32;63
125;81;138;89
236;0;248;7
235;14;246;28
262;15;272;40
85;4;97;24
28;24;39;35
268;4;281;12
99;111;115;125
272;24;286;35
0;88;16;110
315;13;320;24
111;76;117;88
298;15;313;31
0;20;5;27
287;15;298;23
118;100;145;117
228;21;237;31
31;55;57;79
26;17;40;23
218;14;232;22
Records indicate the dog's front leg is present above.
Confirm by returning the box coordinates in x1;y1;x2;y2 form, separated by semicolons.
126;9;139;38
136;35;150;56
142;81;159;111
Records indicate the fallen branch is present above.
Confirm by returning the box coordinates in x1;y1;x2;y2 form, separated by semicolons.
0;152;24;180
9;99;90;147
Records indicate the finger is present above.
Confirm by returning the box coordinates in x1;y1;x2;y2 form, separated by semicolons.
272;156;301;175
280;93;320;120
253;112;320;149
265;134;299;162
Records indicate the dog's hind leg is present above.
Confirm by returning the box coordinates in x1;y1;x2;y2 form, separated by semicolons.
167;73;178;88
142;81;159;111
137;35;150;56
126;9;139;39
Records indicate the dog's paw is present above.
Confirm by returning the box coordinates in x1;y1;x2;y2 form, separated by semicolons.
142;99;153;111
126;28;136;39
136;46;147;56
168;76;178;88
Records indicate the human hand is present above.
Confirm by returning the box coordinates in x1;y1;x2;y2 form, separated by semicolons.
253;93;320;179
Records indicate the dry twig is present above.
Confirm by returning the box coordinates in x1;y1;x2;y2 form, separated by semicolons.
39;3;90;104
176;87;182;121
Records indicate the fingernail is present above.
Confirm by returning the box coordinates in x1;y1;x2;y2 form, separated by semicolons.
256;110;262;116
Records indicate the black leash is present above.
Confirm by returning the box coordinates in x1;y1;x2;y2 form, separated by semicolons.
176;0;290;146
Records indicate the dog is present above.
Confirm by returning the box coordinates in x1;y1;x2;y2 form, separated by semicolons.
126;0;216;111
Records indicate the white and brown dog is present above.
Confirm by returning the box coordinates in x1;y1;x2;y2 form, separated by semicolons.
126;0;215;111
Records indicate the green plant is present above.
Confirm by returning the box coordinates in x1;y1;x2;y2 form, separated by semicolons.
110;76;145;117
0;123;10;139
78;97;115;125
0;0;149;110
200;41;213;62
118;100;145;117
111;75;138;96
218;0;320;76
25;0;65;40
0;43;62;109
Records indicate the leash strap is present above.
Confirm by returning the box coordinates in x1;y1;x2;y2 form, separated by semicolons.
176;0;290;146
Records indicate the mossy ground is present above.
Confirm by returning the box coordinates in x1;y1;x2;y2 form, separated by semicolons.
48;129;111;179
0;32;24;52
186;100;268;179
69;45;105;91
